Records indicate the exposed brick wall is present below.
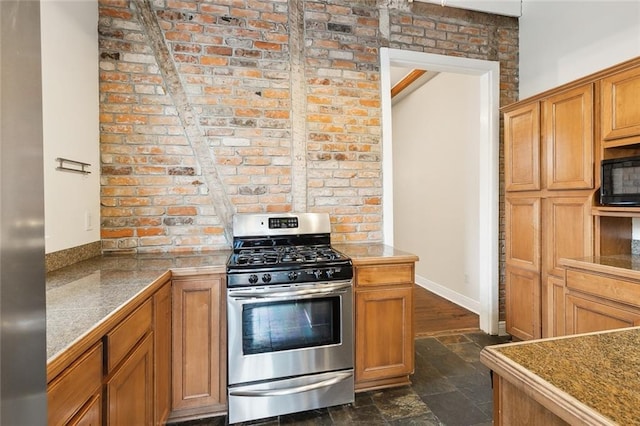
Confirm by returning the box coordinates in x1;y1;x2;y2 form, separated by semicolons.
98;0;518;319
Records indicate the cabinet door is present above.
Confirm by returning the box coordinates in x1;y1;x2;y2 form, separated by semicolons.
542;195;593;278
171;276;226;413
106;333;154;426
505;196;541;272
542;84;593;190
505;266;541;340
601;66;640;145
504;102;540;191
48;343;103;426
565;292;640;335
355;286;413;385
154;283;171;425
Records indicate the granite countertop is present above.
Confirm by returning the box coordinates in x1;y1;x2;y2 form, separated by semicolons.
334;243;419;265
46;251;229;362
480;327;640;425
47;244;418;365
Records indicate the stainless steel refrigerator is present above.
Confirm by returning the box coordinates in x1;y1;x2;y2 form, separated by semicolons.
1;1;47;423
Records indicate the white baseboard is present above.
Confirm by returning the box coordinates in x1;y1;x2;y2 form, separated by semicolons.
498;320;507;336
415;275;481;315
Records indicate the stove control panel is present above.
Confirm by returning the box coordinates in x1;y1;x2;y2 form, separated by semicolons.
269;217;298;229
227;266;353;287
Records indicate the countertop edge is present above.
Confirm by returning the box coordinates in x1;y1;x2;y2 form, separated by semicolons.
560;256;640;281
480;346;615;426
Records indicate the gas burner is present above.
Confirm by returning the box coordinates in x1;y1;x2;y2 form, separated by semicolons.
226;213;353;287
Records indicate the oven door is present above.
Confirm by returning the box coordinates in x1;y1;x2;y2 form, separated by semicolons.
227;280;353;385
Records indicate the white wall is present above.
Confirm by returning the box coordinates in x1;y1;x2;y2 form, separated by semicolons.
519;0;640;99
41;0;100;253
392;72;482;307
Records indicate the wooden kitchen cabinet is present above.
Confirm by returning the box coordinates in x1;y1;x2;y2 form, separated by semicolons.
48;343;103;426
503;82;595;340
170;273;227;421
47;276;172;426
105;299;154;425
504;195;541;339
542;84;594;190
106;333;154;425
564;266;640;335
354;262;414;392
601;65;640;147
504;102;540;192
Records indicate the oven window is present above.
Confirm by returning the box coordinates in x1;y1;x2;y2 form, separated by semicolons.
242;296;341;354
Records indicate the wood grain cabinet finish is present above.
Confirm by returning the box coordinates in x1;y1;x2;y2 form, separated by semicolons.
601;65;640;146
154;282;172;425
106;333;154;425
505;266;540;340
564;268;640;335
542;84;594;190
504;102;540;192
47;278;172;426
354;262;414;392
503;83;595;340
170;275;227;420
47;343;103;426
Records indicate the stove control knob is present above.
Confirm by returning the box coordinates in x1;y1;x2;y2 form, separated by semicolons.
313;269;323;279
326;269;334;278
262;273;272;283
288;271;299;281
248;274;258;284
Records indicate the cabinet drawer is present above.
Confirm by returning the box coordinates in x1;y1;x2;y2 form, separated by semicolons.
355;264;414;287
566;270;640;308
105;299;152;372
48;343;102;426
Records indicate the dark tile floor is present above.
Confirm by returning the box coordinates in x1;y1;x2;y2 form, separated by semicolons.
173;332;511;426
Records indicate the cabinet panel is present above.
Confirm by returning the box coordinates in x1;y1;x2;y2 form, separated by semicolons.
504;102;540;191
171;276;226;414
505;266;540;340
565;292;640;335
505;196;541;271
106;299;152;373
544;275;566;338
566;269;640;307
69;394;101;426
355;264;414;287
106;332;154;426
602;66;640;144
355;286;413;384
542;84;593;190
543;195;593;278
154;283;171;425
48;343;103;426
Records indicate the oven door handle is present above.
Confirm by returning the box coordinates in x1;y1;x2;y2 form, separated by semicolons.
228;371;352;397
229;282;351;299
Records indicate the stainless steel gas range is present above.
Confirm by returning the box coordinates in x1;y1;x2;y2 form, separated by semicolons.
226;213;354;424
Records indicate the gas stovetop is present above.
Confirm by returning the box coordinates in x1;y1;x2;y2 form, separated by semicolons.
226;213;353;287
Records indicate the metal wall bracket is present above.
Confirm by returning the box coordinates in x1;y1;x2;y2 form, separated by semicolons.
55;158;91;174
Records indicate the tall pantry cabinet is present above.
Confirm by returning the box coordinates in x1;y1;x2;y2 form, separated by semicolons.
504;84;595;340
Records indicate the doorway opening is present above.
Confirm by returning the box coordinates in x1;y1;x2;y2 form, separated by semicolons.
380;48;501;335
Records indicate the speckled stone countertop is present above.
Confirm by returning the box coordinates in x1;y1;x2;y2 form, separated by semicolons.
46;251;229;362
333;243;419;265
481;327;640;425
46;244;417;365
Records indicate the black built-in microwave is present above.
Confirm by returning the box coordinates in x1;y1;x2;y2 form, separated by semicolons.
601;156;640;206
